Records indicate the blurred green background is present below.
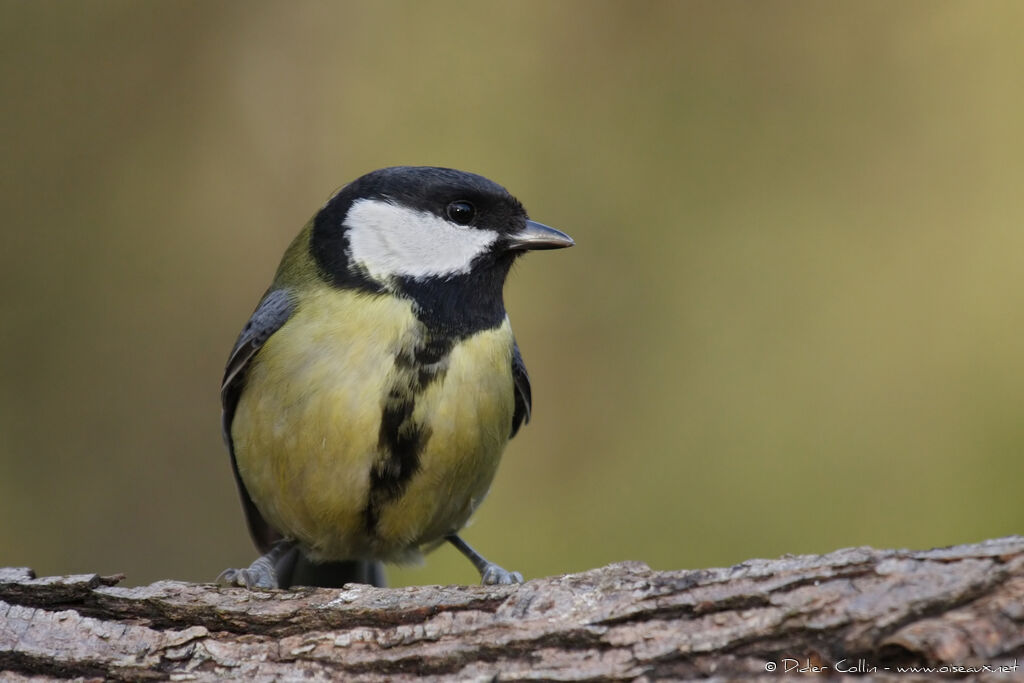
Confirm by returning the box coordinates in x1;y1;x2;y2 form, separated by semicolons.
2;1;1022;588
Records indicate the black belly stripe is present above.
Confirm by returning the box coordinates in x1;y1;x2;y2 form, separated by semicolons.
364;334;455;532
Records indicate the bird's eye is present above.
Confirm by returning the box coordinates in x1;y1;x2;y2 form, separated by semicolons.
446;200;476;226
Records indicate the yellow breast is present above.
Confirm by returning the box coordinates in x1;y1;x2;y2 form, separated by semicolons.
230;286;515;562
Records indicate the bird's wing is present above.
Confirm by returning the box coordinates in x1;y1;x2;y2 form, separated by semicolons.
221;288;295;554
510;339;532;439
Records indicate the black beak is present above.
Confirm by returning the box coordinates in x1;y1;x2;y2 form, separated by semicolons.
506;220;575;251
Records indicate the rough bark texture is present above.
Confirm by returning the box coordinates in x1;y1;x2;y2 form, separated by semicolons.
1;537;1022;681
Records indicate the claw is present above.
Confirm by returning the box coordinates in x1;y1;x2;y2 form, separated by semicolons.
217;540;294;589
217;564;278;589
447;534;523;586
481;565;524;585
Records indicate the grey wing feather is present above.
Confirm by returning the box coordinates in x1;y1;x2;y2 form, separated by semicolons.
510;340;532;438
221;288;295;553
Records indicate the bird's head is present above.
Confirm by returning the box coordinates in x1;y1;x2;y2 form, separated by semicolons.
311;166;573;289
307;166;573;334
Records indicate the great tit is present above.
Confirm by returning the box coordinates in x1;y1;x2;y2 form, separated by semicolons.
218;166;573;589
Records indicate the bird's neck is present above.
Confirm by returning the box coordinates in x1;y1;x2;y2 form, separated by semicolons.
396;262;512;339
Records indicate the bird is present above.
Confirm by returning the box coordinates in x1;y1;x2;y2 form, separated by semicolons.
217;166;574;589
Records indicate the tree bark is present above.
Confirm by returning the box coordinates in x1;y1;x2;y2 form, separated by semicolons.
2;537;1022;681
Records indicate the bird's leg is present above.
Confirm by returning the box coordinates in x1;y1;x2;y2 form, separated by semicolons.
446;534;523;585
217;539;297;589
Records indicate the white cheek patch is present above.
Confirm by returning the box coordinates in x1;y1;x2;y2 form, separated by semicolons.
345;198;499;280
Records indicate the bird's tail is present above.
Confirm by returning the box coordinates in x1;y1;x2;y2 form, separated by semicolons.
274;545;386;588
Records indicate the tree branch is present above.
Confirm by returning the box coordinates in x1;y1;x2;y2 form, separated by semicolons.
2;536;1022;680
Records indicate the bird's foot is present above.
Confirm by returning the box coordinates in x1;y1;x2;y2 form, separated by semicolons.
480;563;524;585
446;534;524;585
216;540;296;589
217;556;279;589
